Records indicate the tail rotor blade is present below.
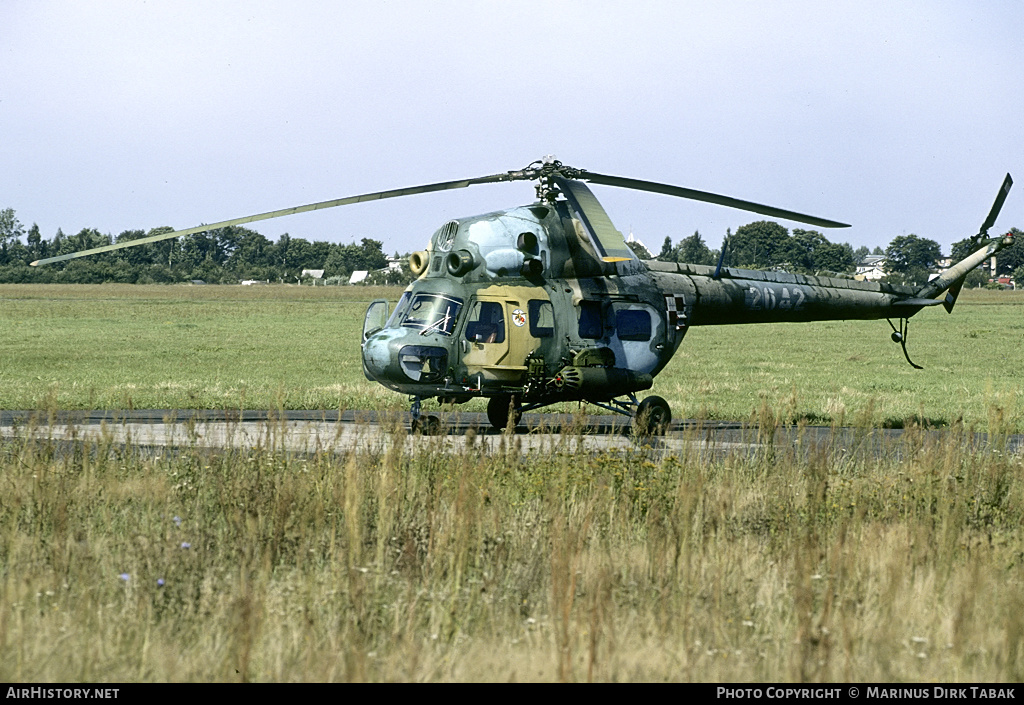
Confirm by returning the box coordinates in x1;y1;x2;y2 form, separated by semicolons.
978;173;1013;237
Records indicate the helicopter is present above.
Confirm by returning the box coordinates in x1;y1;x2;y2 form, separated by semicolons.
32;158;1015;435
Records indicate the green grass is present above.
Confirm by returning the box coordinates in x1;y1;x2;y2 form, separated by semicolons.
0;283;402;412
1;283;1022;431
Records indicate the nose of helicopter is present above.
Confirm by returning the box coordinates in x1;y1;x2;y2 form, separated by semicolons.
361;333;392;381
362;328;453;387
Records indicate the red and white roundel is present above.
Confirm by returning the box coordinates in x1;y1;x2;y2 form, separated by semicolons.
511;308;527;327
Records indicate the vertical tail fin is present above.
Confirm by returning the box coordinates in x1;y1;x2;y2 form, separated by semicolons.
916;173;1013;312
917;233;1013;309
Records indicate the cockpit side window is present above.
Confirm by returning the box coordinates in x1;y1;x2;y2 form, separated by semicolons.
464;300;506;344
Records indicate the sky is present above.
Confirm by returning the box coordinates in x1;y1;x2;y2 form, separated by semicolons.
2;0;1023;258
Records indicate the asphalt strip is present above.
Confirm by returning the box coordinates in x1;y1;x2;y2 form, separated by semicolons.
0;410;1020;459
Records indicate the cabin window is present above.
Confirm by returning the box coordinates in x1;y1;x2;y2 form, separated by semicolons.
528;300;554;338
578;301;603;339
615;309;652;341
464;300;506;344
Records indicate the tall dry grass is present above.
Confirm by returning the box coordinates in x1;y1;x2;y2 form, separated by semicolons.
0;410;1022;682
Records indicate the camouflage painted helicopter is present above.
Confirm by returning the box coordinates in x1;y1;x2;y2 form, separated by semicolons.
33;158;1014;435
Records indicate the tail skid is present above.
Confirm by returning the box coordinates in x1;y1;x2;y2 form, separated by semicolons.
887;318;923;369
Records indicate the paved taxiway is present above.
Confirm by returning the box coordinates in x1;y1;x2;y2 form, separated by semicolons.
1;409;1020;459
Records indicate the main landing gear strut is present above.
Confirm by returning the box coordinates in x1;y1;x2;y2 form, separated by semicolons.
486;393;674;434
409;393;674;436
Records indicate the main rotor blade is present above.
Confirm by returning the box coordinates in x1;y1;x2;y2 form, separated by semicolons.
979;173;1013;236
577;170;851;229
30;172;513;266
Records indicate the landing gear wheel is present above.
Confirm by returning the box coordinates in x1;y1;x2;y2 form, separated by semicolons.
412;414;444;436
632;395;671;436
487;395;522;431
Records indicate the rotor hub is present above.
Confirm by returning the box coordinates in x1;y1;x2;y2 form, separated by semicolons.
504;158;585;203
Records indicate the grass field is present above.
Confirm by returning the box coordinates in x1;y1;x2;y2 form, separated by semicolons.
1;283;1022;432
0;283;399;412
1;283;1023;682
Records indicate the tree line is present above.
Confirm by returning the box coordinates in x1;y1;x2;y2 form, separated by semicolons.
0;208;411;284
656;221;862;275
654;220;1024;287
1;206;1020;286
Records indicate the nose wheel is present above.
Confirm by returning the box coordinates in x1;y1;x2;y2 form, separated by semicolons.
409;396;445;435
631;395;671;436
411;414;444;436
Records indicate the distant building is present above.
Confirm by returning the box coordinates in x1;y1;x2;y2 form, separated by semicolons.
626;231;653;259
349;270;369;284
301;269;325;279
855;254;886;281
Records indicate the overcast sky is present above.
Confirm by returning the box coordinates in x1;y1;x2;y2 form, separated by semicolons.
3;1;1022;257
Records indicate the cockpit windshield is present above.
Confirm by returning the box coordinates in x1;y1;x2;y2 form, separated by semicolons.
399;293;463;336
386;292;412;328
